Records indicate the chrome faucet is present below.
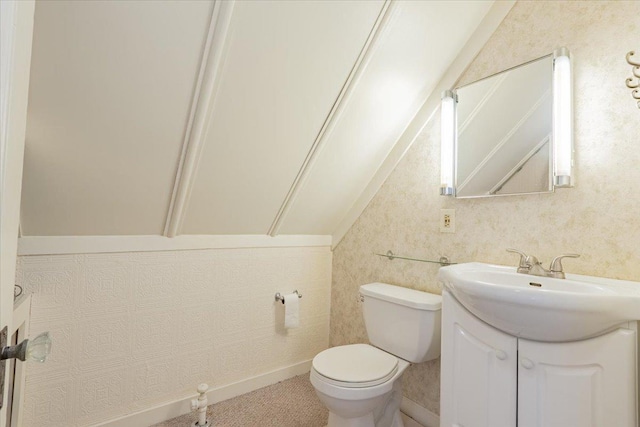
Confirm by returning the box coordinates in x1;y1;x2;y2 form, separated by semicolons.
507;248;538;274
507;249;580;279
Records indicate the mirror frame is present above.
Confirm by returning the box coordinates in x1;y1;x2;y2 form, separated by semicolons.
440;47;573;198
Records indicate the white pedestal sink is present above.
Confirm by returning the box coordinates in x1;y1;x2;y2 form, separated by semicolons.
438;262;640;342
438;262;640;427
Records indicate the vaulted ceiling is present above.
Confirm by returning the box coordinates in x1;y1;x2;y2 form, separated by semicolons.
20;0;498;239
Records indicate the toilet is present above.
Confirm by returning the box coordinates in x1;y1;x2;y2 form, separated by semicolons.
310;283;442;427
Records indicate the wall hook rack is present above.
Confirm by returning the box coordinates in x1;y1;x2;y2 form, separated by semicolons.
625;51;640;109
275;290;302;304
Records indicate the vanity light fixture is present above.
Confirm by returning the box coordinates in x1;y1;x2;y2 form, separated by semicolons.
440;90;456;196
552;47;573;187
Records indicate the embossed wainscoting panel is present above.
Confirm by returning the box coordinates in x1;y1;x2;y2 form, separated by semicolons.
15;247;331;426
330;0;640;416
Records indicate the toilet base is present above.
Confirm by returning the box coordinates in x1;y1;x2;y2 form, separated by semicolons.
328;411;375;427
321;377;405;427
326;408;403;427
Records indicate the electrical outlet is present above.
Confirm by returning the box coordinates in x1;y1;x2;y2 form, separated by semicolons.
440;209;455;233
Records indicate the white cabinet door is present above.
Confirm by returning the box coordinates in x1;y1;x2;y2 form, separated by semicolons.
518;328;637;427
441;291;517;427
0;1;35;423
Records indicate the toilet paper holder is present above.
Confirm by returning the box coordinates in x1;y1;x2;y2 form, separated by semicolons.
275;290;302;304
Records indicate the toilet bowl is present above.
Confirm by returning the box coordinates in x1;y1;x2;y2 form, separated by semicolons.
311;344;408;427
310;283;442;427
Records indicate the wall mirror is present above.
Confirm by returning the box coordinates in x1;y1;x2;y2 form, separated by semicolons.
440;48;573;198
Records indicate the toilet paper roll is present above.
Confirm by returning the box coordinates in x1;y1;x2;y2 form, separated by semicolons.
284;293;300;329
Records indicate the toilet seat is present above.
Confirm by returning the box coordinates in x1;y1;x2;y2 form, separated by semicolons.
312;344;399;388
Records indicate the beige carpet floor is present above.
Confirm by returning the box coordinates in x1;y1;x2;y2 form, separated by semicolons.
153;374;328;427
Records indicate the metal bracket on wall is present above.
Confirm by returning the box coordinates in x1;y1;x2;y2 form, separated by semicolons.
375;250;454;266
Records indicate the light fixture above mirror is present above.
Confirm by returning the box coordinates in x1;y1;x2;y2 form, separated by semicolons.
440;47;573;198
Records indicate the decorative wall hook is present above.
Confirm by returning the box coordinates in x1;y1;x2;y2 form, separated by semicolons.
626;51;640;109
627;51;640;67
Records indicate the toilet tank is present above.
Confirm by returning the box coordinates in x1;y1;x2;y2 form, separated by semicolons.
360;283;442;363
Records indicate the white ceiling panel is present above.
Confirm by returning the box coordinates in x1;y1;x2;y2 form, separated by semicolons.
181;0;385;235
19;0;506;239
278;1;495;234
21;0;213;235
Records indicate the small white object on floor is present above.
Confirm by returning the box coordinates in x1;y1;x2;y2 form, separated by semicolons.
190;383;209;427
284;292;300;328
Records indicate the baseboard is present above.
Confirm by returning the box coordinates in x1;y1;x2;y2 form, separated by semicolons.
401;396;440;427
400;413;424;427
93;360;313;427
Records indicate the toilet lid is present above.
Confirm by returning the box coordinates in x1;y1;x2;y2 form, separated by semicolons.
312;344;398;387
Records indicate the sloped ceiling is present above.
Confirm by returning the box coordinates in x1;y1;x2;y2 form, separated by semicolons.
20;0;497;238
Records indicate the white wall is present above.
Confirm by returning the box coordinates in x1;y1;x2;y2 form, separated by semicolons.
16;246;331;426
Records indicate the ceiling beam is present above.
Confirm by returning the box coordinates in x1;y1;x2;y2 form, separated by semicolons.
266;0;395;237
163;0;235;237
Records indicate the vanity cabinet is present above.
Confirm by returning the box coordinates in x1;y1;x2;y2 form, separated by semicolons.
440;291;517;427
441;291;637;427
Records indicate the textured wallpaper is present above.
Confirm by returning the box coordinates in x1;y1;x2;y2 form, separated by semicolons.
331;0;640;415
16;246;331;426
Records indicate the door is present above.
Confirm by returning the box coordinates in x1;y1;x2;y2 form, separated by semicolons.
441;291;517;427
0;0;35;424
518;328;637;427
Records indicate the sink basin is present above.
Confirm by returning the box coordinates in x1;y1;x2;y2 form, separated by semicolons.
438;262;640;342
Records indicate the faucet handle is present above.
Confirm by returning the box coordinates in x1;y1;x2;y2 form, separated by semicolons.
550;253;580;273
506;249;539;270
506;248;528;266
507;248;540;274
507;248;539;264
